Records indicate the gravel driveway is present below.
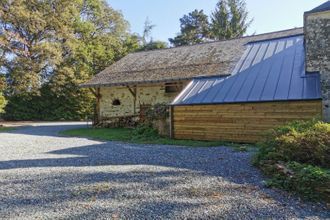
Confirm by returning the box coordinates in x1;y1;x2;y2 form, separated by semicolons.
0;122;328;219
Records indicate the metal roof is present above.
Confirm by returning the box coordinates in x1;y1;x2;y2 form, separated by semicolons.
81;28;303;88
171;35;321;105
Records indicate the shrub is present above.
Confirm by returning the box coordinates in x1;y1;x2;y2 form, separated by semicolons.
3;85;93;121
254;119;330;201
131;123;159;141
264;162;330;201
255;119;330;168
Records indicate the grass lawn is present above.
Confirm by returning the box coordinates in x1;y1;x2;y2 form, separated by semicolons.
60;127;244;148
0;127;16;132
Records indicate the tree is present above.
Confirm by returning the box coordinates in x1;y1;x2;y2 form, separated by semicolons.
169;0;252;46
142;17;155;45
0;0;137;120
136;17;167;51
210;0;252;40
138;40;167;51
210;1;230;40
169;10;210;46
0;0;76;94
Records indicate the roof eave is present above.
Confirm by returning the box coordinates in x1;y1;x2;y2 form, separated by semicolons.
170;98;323;106
79;74;231;88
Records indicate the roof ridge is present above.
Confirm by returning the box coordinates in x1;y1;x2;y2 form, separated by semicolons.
129;27;303;55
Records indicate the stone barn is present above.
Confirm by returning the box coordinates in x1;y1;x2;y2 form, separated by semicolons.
82;2;329;142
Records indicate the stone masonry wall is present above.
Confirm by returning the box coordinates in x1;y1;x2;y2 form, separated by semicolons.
305;11;330;121
99;83;185;119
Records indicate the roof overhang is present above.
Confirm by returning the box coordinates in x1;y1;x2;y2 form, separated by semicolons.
79;74;231;88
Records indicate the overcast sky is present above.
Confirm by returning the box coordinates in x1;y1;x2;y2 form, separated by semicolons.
107;0;326;42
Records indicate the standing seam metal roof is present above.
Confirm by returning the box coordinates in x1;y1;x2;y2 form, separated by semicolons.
171;35;321;105
81;28;303;87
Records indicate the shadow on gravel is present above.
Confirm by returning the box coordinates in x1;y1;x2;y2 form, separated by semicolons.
1;166;327;219
0;141;258;185
2;123;88;137
1;126;329;218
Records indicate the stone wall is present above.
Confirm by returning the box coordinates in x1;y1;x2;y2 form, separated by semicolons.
99;83;186;119
304;10;330;121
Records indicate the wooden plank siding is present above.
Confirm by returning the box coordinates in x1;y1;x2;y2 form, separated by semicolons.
172;100;322;143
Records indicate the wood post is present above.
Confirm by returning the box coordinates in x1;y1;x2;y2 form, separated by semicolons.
127;86;137;114
89;87;101;125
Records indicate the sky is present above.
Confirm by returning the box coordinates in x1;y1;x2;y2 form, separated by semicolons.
107;0;327;43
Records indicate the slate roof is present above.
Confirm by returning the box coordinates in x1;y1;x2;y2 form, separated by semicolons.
171;35;321;105
81;28;303;88
305;1;330;14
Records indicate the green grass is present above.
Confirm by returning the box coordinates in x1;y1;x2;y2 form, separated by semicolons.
0;127;16;132
60;127;237;147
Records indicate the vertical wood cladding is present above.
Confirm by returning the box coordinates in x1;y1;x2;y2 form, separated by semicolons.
173;100;322;143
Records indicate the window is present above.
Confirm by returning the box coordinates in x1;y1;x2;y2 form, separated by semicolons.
165;83;182;93
112;99;121;106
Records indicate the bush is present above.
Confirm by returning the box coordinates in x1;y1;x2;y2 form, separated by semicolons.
3;84;93;121
254;119;330;201
263;162;330;201
255;119;330;168
131;123;159;141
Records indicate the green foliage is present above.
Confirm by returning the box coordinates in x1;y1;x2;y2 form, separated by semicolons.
4;85;93;121
138;41;168;51
210;1;230;40
131;124;159;141
254;120;330;201
210;0;252;40
1;0;137;120
0;93;6;114
264;162;330;201
169;9;210;46
170;0;252;46
255;119;330;168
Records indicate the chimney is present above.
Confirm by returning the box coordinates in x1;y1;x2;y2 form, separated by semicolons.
304;1;330;122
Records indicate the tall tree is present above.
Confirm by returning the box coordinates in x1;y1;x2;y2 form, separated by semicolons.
0;0;76;94
210;1;230;40
142;17;155;45
228;0;251;38
210;0;252;40
169;10;210;46
137;17;167;51
0;0;137;120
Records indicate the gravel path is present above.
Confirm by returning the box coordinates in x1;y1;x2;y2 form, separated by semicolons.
0;122;328;219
